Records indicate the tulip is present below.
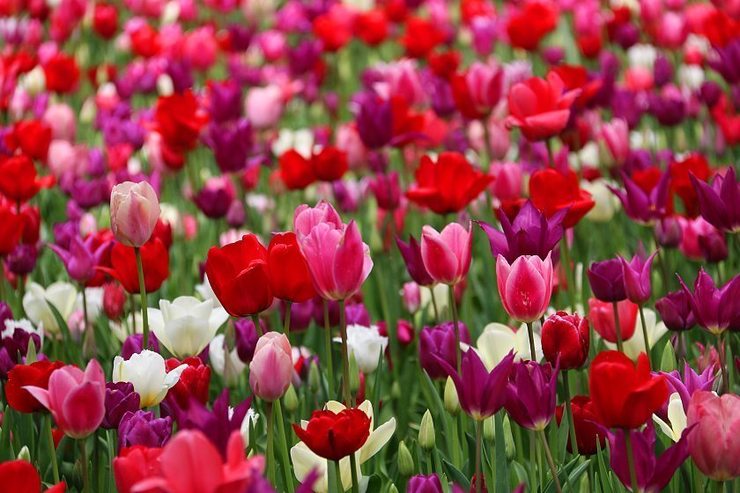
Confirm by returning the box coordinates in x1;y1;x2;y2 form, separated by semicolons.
333;324;388;374
246;85;284;129
420;222;472;286
249;332;293;402
193;176;235;219
396;235;435;287
209;334;247;386
589;351;668;429
589;298;638;345
118;410;172;450
604;308;668;361
418;322;470;379
112;445;164;493
49;235;111;284
496;253;553;325
0;204;23;256
22;281;77;336
99;239;170;294
655;290;695;332
368;172;401;211
477;322;542;369
588;258;627;302
652;393;687;443
148;296;229;358
24;360;106;438
505;361;558;431
102;382;141;430
293;407;370;461
205;234;273;317
479;201;564;263
529;168;595;228
541;312;589;369
451;61;504;120
582;179;621;223
267;232;316;304
163;357;211;408
5;361;65;413
601;118;630;165
0;154;45;204
0;460;65;493
609;170;671;225
0;319;43;378
109;181;160;248
691;167;740;233
407;474;444;493
112;350;187;408
686;391;740;481
661;364;716;414
678;270;739;336
555;396;606;455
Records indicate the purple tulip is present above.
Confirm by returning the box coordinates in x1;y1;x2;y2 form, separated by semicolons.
0;324;42;378
620;251;657;304
355;92;393;149
234;318;261;363
691;167;740;233
659;364;716;413
207;119;252;173
588;258;627;302
611;89;644;129
226;24;253;52
369;172;401;211
280;300;314;333
504;361;558;431
407;474;444;493
102;382;141;430
419;324;458;380
396;235;434;287
208;81;242;123
118;410;172;450
708;39;740;85
435;348;515;420
0;302;12;327
655;290;696;331
648;86;686;126
49;235;112;283
678;270;740;335
654;217;682;248
609;171;671;225
6;243;39;276
478;201;565;263
194;177;235;219
653;55;673;87
603;423;691;493
121;333;160;360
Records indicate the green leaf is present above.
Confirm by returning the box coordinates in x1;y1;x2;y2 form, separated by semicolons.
509;461;529;491
595;439;614;493
419;371;451;457
442;458;470;490
46;300;80;366
660;340;677;372
494;412;510;493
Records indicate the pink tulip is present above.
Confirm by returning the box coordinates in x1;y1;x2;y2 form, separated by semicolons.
24;360;105;439
496;253;553;323
293;200;344;241
420;222;473;286
687;391;740;481
601;118;629;165
249;332;294;402
43;103;76;142
490;162;523;202
245;85;284;130
182;27;218;71
110;181;161;248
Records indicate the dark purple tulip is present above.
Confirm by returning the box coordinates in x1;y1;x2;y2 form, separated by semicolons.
699;81;722;107
611;89;644;129
428;76;456;118
678;271;740;335
708;39;740;85
235;318;261;363
648;86;686;126
345;303;371;327
0;302;12;327
588;258;627;302
53;221;79;250
355;92;393;149
653;55;673;87
435;348;515;420
396;235;434;286
288;40;321;77
69;177;111;210
49;235;111;283
170;390;251;459
655;290;696;332
691;167;740;233
208;81;242;123
280;300;314;332
609;170;671;224
194;178;235;219
226;24;253;52
369;172;401;211
166;59;194;93
6;243;38;276
208;119;252;173
419;324;459;380
478;201;564;263
121;333;160;360
620;251;657;304
0;325;41;378
505;361;558;431
613;23;639;50
603;423;690;493
407;474;444;493
102;382;141;430
697;229;728;263
313;298;340;328
118;410;172;450
654;216;682;248
659;364;715;413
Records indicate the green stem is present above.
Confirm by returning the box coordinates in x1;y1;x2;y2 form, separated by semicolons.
429;286;440;322
449;285;461;372
718;332;729;395
274;399;294;493
323;300;336;397
251;314;262;337
526;322;537;361
79;438;91;493
538;430;562;493
46;415;60;484
329;460;341;493
562;371;579;455
612;301;624;353
349;452;360;493
475;420;483;493
284;301;292;338
624;432;640;493
266;402;276;486
134;247;149;349
560;236;577;311
638;304;652;368
338;300;352;405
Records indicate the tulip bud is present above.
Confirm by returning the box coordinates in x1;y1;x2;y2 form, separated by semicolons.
249;332;293;402
283;385;299;413
110;181;161;248
444;377;460;415
503;415;515;460
660;340;677;372
419;410;436;450
483;416;494;441
397;442;415;476
349;352;360;394
17;446;30;462
388;485;399;493
308;361;321;394
391;381;401;399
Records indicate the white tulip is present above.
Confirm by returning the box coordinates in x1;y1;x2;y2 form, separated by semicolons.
110;312;144;342
112;350;187;408
604;308;667;360
582;179;620;223
420;284;449;318
209;334;247;386
75;287;104;322
653;393;687;442
291;400;396;493
239;408;260;449
334;324;388;374
477;322;542;370
23;282;78;335
196;274;222;308
148;296;229;358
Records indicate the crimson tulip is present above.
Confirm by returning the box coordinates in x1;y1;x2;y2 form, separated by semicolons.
589;351;669;429
312;146;348;182
267;232;316;303
153;90;208;169
506;0;559;51
529;168;595;228
0;204;23;256
8;119;52;162
113;445;164;493
541;312;589;369
0;460;66;493
0;154;44;204
5;360;65;413
279;150;316;191
43;52;80;94
164;357;211;407
205;234;273;317
293;408;371;460
99;239;170;294
555;396;606;455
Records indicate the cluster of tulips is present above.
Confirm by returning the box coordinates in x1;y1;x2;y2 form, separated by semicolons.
0;0;739;491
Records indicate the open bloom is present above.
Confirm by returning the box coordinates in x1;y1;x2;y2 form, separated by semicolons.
22;282;77;335
496;253;553;323
678;270;739;335
293;407;371;461
620;251;658;304
24;360;106;439
609;170;671;225
335;324;388;374
691;166;739;232
420;222;472;286
655;290;695;331
148;297;229;358
291;400;396;492
686;391;740;481
112;350;187;408
110;181;161;248
49;234;111;284
476;322;542;368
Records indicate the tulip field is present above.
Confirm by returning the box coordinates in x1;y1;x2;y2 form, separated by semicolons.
1;0;740;491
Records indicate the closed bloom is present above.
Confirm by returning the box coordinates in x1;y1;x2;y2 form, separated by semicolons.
334;324;388;374
420;222;472;286
653;393;687;443
605;308;667;361
100;239;170;294
148;296;229;358
589;298;638;344
267;232;316;303
102;381;141;429
588;258;627;302
555;396;606;455
505;361;558;431
249;332;293;402
419;322;470;379
0;460;65;493
112;350;187;408
407;474;444;493
477;322;542;368
396;235;434;286
686;391;740;481
589;351;669;429
22;281;77;335
655;290;695;331
24;360;106;439
678;270;740;335
293;407;371;461
110;181;161;248
118;409;172;449
620;251;658;304
541;312;589;369
496;253;554;323
5;360;64;413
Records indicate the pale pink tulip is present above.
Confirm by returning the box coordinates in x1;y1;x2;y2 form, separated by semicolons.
24;360;105;439
687;391;740;481
601;118;629;165
496;253;553;322
293;200;344;241
43;103;76;142
420;222;473;286
245;85;284;130
249;332;294;402
110;181;161;247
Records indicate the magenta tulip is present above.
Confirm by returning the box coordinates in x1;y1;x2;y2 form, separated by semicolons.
687;391;740;481
24;360;106;439
249;332;294;402
420;222;472;286
496;253;554;323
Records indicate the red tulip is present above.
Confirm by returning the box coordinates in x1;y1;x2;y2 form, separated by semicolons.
279;150;316;191
5;360;65;413
406;152;493;214
0;154;44;204
354;9;389;46
205;234;273;317
529;168;595;228
153;90;208;169
541;311;589;369
130;24;161;58
312;6;352;52
113;445;164;493
401;16;444;59
43;52;80;94
589;351;668;429
293;408;371;460
267;232;316;303
92;3;118;39
312;146;348;182
506;73;580;141
99;238;170;294
506;0;559;51
0;460;66;493
588;298;638;344
0;204;23;256
555;396;606;455
8;120;52;161
669;153;710;218
164;357;211;407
